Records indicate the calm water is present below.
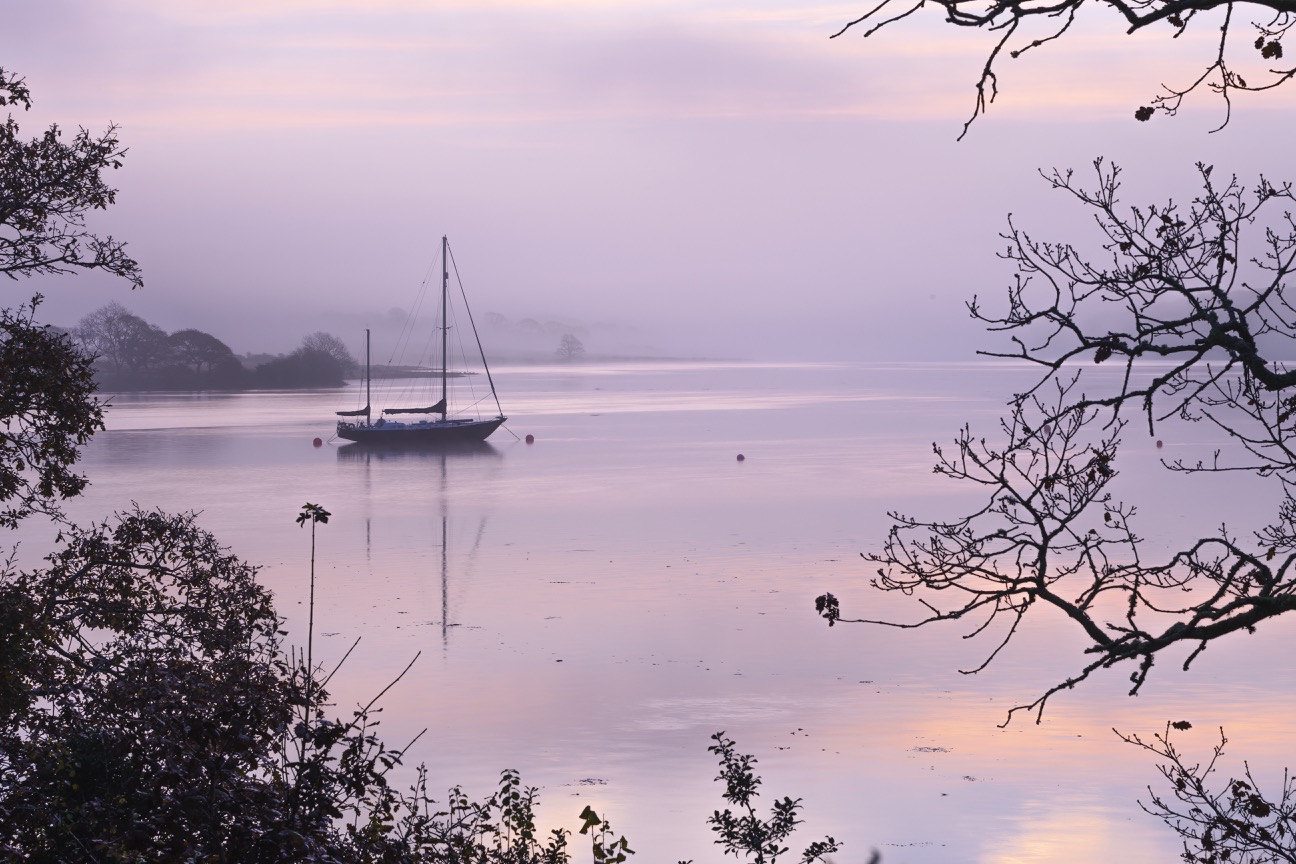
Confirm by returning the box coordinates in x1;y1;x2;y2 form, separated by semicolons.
28;361;1296;862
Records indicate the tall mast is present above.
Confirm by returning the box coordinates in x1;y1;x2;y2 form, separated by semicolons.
440;235;448;421
365;328;371;427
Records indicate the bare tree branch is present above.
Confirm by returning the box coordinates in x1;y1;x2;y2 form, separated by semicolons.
834;0;1296;134
818;163;1296;729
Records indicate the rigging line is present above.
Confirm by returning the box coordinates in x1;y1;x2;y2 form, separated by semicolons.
446;290;485;418
458;516;489;591
447;241;506;417
389;255;439;368
383;247;444;409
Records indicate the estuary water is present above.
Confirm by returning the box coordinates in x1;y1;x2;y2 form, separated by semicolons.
31;361;1296;862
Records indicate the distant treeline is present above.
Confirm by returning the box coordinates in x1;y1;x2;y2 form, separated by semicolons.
70;302;356;391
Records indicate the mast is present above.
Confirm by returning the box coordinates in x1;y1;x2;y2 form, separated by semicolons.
364;328;371;427
440;235;448;422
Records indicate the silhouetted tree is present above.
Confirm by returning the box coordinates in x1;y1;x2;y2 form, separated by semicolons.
0;67;141;288
255;347;346;388
169;328;237;374
556;333;585;361
836;0;1296;135
301;331;356;373
70;308;255;389
0;66;139;528
119;317;170;372
820;160;1296;712
0;297;101;529
0;508;292;859
815;160;1296;858
73;301;160;372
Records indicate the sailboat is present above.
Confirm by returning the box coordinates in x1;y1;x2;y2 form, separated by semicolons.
335;236;507;445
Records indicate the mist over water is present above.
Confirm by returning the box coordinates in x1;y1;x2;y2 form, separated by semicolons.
26;360;1296;862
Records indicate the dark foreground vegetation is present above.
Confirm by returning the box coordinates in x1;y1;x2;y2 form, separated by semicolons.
70;301;356;390
2;499;842;862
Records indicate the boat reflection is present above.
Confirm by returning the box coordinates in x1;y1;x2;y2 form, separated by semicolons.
335;437;502;652
334;439;503;462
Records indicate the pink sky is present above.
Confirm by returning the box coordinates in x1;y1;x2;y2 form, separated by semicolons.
7;1;1296;359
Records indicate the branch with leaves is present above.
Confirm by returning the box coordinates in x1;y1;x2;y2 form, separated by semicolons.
0;295;104;528
0;67;141;288
702;732;842;864
1118;721;1296;863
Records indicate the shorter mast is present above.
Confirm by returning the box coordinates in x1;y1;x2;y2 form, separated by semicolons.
334;328;373;424
440;235;449;422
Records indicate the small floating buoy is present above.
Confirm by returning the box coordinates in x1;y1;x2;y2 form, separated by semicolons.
312;438;323;448
736;453;745;462
525;434;535;444
1156;440;1164;449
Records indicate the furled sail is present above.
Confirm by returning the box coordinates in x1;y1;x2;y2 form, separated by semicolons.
382;399;446;415
336;405;370;417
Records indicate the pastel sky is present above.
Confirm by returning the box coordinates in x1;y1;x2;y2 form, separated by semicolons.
7;1;1296;359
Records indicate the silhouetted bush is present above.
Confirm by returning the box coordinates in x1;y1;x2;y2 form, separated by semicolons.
254;347;346;388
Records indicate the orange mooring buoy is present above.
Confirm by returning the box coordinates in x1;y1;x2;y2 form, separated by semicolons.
736;453;745;462
525;434;535;444
312;438;323;448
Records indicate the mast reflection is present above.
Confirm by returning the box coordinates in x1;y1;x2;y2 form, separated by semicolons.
336;439;502;651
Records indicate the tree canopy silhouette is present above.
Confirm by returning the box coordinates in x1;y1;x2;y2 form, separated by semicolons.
0;66;140;527
0;67;141;287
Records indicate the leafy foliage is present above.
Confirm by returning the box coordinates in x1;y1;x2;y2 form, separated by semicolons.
0;507;291;860
579;805;634;864
702;732;841;864
834;0;1296;135
0;295;104;528
0;505;577;862
1;500;848;861
1118;722;1296;863
0;67;141;287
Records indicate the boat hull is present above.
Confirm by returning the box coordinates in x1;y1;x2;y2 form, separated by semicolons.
336;416;506;445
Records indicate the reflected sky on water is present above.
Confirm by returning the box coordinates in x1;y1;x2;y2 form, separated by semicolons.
24;361;1296;862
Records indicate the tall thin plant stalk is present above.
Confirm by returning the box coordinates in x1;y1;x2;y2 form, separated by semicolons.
296;503;330;716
